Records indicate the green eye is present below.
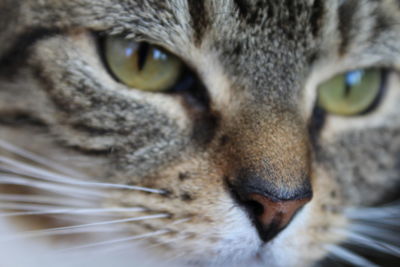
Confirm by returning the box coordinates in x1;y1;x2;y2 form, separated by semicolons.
105;36;183;92
317;69;385;116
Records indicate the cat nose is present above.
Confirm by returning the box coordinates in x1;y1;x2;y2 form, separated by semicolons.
228;175;312;242
243;193;311;242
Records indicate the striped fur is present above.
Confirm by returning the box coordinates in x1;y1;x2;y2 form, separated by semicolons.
0;1;399;266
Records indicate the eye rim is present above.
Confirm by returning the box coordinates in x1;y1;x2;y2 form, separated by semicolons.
358;69;388;115
316;68;389;117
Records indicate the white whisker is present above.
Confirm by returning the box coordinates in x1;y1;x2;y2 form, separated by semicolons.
0;227;121;242
336;229;400;257
349;223;400;243
0;156;89;184
169;218;191;225
325;245;379;267
0;175;103;198
0;206;145;217
0;203;73;212
0;214;168;242
352;218;399;226
97;218;191;254
163;251;188;265
33;214;169;234
0;139;83;177
0;193;90;207
59;229;170;252
346;204;400;220
75;182;166;194
0;156;165;194
144;233;189;251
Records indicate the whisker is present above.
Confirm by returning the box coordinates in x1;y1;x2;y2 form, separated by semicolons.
169;218;191;225
0;193;90;207
0;139;83;177
0;156;165;194
162;251;188;265
77;182;165;194
0;206;145;217
0;175;103;198
60;229;170;252
325;244;379;267
351;218;399;226
349;223;400;244
0;214;169;242
0;156;88;184
0;227;121;242
346;203;400;220
336;229;400;257
144;233;189;251
0;203;75;212
30;214;169;234
75;218;191;255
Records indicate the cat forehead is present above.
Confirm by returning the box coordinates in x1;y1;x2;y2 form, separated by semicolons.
22;0;324;45
18;0;326;100
17;0;397;104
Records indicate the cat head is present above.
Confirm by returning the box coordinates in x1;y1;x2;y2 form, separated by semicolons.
0;0;399;266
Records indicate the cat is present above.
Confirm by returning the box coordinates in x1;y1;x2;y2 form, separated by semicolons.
0;0;399;266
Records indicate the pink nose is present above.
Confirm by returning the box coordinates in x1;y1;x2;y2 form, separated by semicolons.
228;173;312;242
246;193;311;241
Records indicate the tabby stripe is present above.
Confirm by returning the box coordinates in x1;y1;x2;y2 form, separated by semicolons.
308;106;326;149
233;0;251;19
233;0;270;25
0;112;47;127
187;0;210;45
309;0;325;37
0;27;60;77
371;10;394;41
337;0;359;55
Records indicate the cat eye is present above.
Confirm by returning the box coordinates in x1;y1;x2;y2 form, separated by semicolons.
317;69;386;116
104;36;184;92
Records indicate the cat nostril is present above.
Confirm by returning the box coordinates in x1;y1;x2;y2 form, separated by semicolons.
242;193;311;242
243;200;264;217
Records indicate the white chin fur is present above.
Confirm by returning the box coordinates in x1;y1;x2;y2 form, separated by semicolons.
0;206;313;267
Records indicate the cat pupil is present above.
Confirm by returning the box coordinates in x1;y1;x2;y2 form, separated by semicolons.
137;43;150;71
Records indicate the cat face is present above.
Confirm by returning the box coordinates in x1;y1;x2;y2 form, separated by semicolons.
0;0;399;266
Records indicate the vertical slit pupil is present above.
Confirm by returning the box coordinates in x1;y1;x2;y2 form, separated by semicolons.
137;43;150;71
344;83;352;97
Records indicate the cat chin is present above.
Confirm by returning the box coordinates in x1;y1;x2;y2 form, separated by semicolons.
173;208;319;267
0;206;321;267
172;222;263;266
